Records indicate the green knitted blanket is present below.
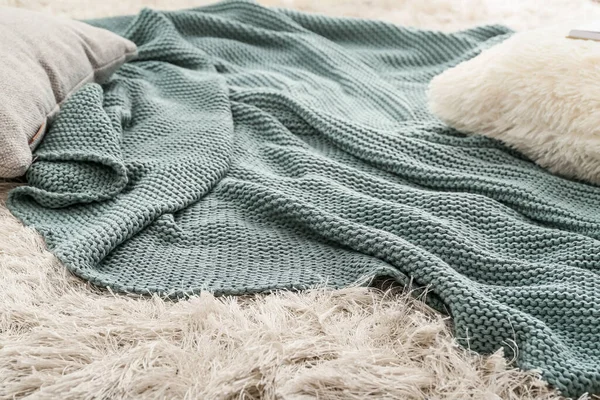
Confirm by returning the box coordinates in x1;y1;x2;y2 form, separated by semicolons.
7;1;600;396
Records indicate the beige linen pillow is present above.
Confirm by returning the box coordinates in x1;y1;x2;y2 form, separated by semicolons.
0;7;137;178
428;25;600;185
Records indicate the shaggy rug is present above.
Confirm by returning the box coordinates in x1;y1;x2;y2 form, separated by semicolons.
1;1;600;399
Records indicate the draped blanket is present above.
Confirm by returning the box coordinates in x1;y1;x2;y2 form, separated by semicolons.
7;1;600;396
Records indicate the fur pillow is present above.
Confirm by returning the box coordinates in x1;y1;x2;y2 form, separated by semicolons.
0;8;137;178
428;25;600;185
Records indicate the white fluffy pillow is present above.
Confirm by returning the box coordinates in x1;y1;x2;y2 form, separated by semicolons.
428;24;600;185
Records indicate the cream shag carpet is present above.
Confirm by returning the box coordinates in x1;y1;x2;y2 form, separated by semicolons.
1;1;599;399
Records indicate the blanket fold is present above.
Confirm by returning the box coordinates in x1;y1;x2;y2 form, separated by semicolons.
21;85;129;208
7;1;600;396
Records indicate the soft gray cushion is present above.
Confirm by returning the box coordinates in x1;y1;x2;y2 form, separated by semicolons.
0;7;137;178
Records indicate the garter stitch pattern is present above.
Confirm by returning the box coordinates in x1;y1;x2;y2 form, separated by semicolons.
7;1;600;396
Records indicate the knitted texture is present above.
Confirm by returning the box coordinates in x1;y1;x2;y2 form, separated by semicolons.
6;1;600;396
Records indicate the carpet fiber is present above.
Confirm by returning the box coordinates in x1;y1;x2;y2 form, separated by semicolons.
2;1;600;399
